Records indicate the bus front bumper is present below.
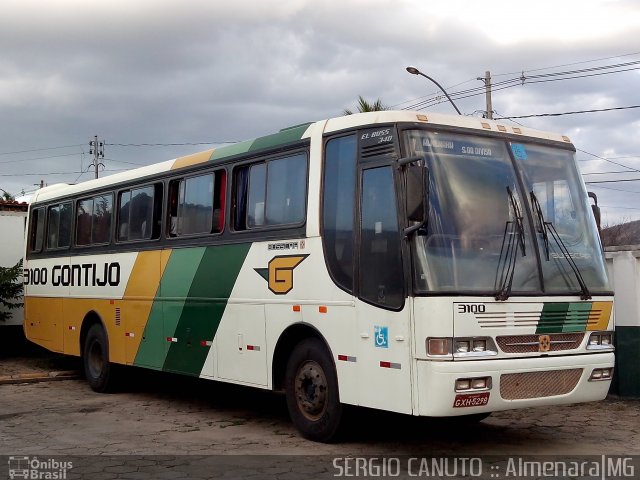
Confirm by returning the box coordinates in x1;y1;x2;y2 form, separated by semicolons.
415;352;614;417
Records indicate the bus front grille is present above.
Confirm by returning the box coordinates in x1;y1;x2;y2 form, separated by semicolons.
496;333;584;353
500;369;582;400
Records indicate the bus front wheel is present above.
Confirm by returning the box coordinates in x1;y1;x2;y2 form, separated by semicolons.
83;323;116;393
285;338;343;442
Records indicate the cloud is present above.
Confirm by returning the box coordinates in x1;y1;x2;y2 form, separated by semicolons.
0;0;639;224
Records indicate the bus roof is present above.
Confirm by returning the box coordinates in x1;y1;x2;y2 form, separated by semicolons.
31;110;571;204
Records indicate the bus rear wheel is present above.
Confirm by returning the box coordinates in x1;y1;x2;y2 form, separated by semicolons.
83;323;116;393
285;338;343;442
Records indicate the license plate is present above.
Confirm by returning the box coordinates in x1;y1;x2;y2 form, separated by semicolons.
453;392;490;408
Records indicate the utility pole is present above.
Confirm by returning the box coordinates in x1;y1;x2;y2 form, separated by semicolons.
89;135;105;179
477;70;493;119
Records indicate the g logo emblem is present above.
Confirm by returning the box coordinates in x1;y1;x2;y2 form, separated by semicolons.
538;334;551;352
255;255;309;295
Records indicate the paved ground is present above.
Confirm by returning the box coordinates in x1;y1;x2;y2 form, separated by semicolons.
1;337;639;478
2;367;639;457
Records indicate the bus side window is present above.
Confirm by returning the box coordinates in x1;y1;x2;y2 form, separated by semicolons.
167;171;223;237
76;199;93;246
233;152;308;231
117;184;161;242
91;194;112;244
46;202;72;250
28;207;45;253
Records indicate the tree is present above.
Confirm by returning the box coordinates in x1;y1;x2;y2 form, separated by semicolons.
0;259;23;322
1;189;14;201
343;95;389;115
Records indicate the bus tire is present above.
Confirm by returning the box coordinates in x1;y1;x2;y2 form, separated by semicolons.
285;338;343;442
83;323;116;393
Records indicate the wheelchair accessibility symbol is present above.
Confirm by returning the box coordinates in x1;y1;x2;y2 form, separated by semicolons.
374;326;389;348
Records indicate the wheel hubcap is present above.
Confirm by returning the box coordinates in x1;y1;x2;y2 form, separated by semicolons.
87;340;104;378
294;360;328;420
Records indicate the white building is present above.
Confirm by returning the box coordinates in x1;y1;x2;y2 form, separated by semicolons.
0;200;28;327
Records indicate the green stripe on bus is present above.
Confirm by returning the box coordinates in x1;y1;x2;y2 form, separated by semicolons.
536;302;570;334
162;243;251;376
133;248;206;369
564;302;591;332
209;124;309;162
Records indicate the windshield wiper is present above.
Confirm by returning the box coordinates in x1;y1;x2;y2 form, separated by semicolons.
530;191;592;300
530;191;550;260
495;187;526;301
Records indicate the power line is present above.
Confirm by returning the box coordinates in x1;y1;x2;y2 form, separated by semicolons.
0;151;82;165
106;141;237;147
0;144;84;156
0;168;128;177
585;178;640;184
494;105;640;120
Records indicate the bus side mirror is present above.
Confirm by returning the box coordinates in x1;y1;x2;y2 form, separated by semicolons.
588;191;601;233
406;163;426;221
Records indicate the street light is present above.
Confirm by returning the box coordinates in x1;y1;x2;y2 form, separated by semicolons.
405;66;462;115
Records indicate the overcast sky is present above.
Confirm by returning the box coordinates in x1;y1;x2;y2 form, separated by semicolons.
1;0;639;225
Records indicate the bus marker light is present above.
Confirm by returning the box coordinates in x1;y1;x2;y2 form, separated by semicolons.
416;114;428;122
379;361;401;369
338;355;357;362
200;340;212;347
125;332;135;338
319;306;327;314
481;122;491;129
246;345;260;351
166;337;178;343
292;305;301;312
68;326;76;331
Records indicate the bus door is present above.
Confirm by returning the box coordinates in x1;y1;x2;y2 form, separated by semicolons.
355;163;412;414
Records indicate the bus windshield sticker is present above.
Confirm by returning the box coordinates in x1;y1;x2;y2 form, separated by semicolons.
421;137;498;159
374;326;389;348
511;143;528;160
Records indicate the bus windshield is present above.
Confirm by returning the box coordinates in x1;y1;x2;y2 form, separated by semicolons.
403;130;610;296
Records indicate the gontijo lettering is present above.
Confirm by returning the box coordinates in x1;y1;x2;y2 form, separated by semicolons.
24;262;121;287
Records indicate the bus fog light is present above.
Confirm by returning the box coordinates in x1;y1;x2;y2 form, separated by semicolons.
472;339;486;352
601;334;612;346
589;368;613;381
456;378;471;391
471;377;488;389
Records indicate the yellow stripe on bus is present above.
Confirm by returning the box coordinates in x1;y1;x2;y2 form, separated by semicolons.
108;250;172;364
588;301;613;331
170;149;215;170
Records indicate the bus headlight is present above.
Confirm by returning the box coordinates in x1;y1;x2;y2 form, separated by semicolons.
453;337;498;359
427;337;497;360
587;332;614;350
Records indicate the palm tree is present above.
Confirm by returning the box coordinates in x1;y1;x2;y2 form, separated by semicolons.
1;189;14;201
343;95;389;115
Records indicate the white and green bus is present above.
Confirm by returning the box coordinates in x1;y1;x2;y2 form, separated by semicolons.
24;111;614;441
